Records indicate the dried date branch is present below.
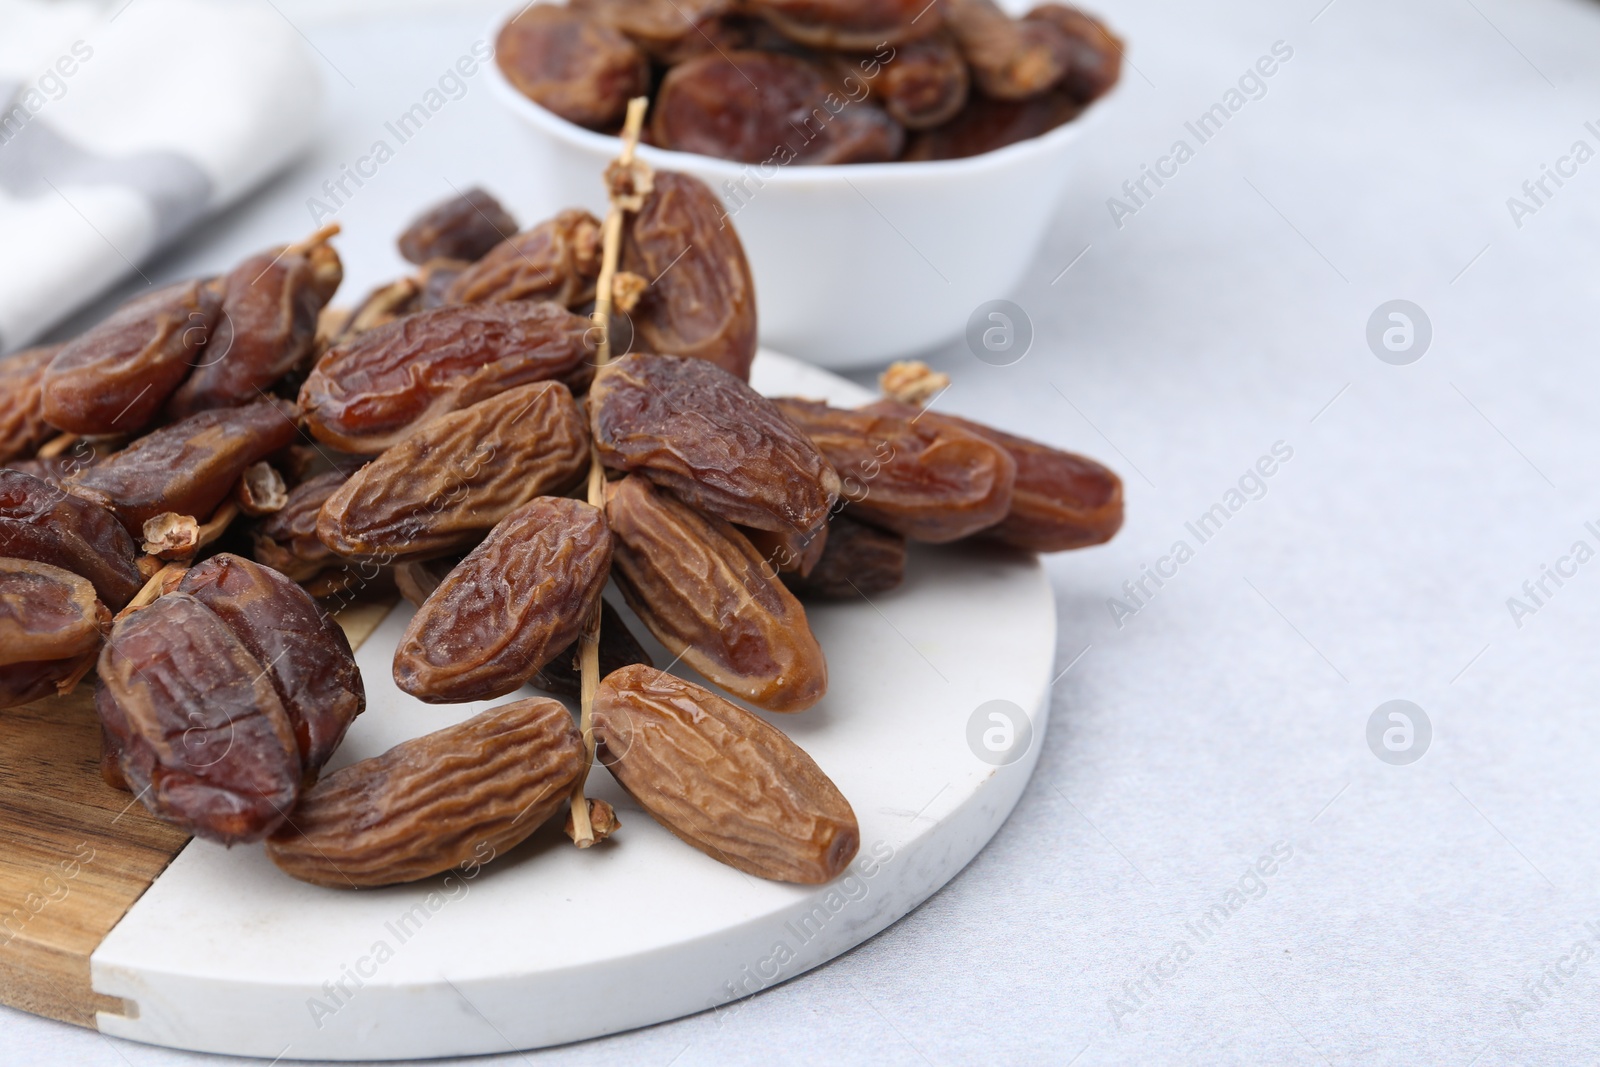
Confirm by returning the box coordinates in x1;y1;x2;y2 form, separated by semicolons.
571;94;651;849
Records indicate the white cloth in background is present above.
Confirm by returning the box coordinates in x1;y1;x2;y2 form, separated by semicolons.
0;0;323;352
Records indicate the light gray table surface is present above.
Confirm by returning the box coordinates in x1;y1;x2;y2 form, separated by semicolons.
8;0;1600;1063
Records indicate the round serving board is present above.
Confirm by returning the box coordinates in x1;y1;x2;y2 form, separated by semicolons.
46;352;1056;1060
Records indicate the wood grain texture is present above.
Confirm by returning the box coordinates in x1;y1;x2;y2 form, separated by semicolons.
0;597;393;1028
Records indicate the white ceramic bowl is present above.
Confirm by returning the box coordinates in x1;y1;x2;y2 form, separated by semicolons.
486;10;1106;368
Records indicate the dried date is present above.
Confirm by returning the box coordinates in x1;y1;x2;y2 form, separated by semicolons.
96;592;301;843
0;469;142;609
773;398;1016;542
590;352;839;534
0;345;60;464
745;0;939;50
942;0;1071;100
594;665;857;882
299;301;594;454
866;33;970;129
266;697;583;888
606;475;827;712
573;0;729;61
42;280;222;434
496;5;650;130
0;559;109;709
782;512;906;599
398;187;518;265
443;209;602;308
318;381;590;562
1025;4;1122;104
394;497;613;703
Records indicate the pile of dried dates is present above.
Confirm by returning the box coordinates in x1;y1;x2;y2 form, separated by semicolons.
0;152;1121;889
497;0;1121;161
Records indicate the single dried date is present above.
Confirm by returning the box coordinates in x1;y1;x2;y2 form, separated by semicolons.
42;280;222;434
97;592;301;844
65;399;300;533
774;398;1016;542
317;381;590;562
1025;4;1122;104
606;475;827;712
266;698;583;888
862;33;969;129
398;187;518;265
590;353;839;534
496;5;650;130
782;512;906;599
394;497;613;703
253;468;356;581
942;0;1072;101
178;555;364;782
0;559;109;709
594;665;857;883
0;345;60;464
443;209;602;308
0;469;142;609
623;171;758;381
529;598;653;699
299;301;593;454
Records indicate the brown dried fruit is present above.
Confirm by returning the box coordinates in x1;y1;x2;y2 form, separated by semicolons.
530;598;654;699
394;497;613;703
165;240;343;418
418;259;472;310
901;88;1083;160
867;400;1122;550
443;209;602;308
0;469;143;609
178;554;364;782
774;398;1015;542
942;0;1071;100
606;475;827;712
42;280;222;434
398;187;519;265
252;468;355;582
746;0;939;49
1025;4;1123;104
97;592;301;843
622;171;758;381
652;51;904;165
782;512;906;599
266;697;583;888
0;558;109;667
337;277;421;341
868;33;970;128
590;353;839;534
573;0;728;60
65;399;300;534
317;381;590;563
594;665;857;882
299;301;594;454
0;345;60;464
496;5;650;130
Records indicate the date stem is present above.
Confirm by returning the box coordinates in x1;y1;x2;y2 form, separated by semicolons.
117;561;189;620
572;94;651;849
35;432;80;460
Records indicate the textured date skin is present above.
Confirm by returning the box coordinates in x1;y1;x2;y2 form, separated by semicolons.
253;468;353;581
623;172;758;381
653;51;904;165
606;476;827;712
1025;4;1123;104
444;209;601;308
783;512;906;599
591;353;839;534
42;280;222;434
97;593;301;844
872;33;970;128
394;497;613;703
902;89;1082;160
594;665;857;882
0;469;142;609
299;301;594;454
66;399;300;533
178;554;364;781
0;345;60;464
774;398;1016;542
746;0;939;49
318;381;590;562
497;5;650;130
266;698;583;888
0;559;109;709
398;187;518;265
166;243;343;418
867;400;1122;550
530;598;654;699
942;0;1071;100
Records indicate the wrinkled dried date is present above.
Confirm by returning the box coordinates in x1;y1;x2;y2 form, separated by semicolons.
867;33;970;128
0;469;142;609
1025;3;1123;104
97;592;301;843
398;187;519;265
591;353;839;534
594;665;857;882
942;0;1071;100
745;0;938;49
0;345;60;464
530;598;654;699
65;399;300;533
782;512;906;599
299;301;594;454
266;697;584;888
0;559;109;709
496;5;650;130
166;239;343;418
443;209;601;308
318;381;590;562
394;497;613;703
253;468;356;581
178;555;364;782
42;280;222;434
622;172;758;381
606;475;827;712
774;398;1016;542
